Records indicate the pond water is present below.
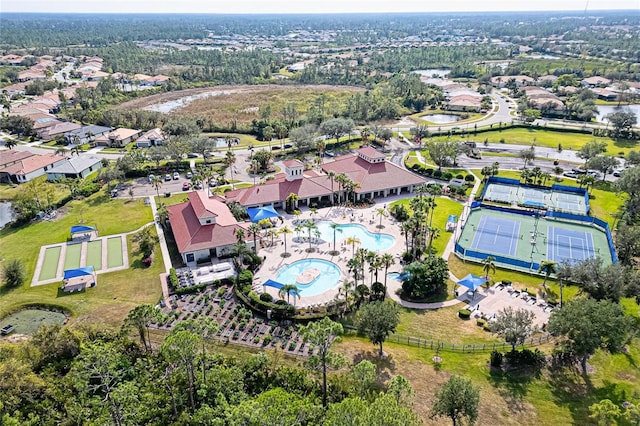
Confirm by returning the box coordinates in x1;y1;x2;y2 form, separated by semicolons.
144;89;240;113
0;201;14;229
413;69;450;78
421;114;462;124
596;105;640;125
0;308;67;336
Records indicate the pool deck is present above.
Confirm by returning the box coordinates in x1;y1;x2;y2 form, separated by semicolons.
30;224;151;287
255;196;468;309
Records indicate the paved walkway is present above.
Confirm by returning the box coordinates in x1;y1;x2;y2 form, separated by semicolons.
148;196;173;306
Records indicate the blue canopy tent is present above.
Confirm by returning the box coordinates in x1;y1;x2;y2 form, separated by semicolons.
457;274;487;292
70;225;97;240
62;266;97;292
446;214;458;232
246;206;280;223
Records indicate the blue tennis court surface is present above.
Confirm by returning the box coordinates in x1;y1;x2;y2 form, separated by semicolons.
547;226;595;263
470;215;520;256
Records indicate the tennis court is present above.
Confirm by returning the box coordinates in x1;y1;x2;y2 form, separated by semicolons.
547;226;595;263
457;207;612;271
470;215;520;257
483;182;587;215
550;192;584;213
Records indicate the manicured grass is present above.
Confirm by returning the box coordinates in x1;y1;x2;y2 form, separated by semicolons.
39;246;61;281
388;196;464;256
86;240;102;270
433;128;634;156
0;236;163;328
107;237;124;268
63;243;82;270
0;309;67;336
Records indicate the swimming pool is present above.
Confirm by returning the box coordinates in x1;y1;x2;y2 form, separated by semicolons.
316;221;395;252
275;259;342;297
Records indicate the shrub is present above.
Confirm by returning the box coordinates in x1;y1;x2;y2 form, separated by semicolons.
456;174;464;180
458;309;471;319
433;169;442;179
501;280;512;286
424;168;434;176
259;293;274;303
476;319;486;327
142;257;153;267
490;350;503;367
442;172;453;181
505;348;546;368
464;174;475;182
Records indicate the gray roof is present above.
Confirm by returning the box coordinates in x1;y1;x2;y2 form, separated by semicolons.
65;125;112;139
47;156;102;174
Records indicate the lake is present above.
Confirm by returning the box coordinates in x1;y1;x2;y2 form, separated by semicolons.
413;69;450;78
0;202;14;229
421;114;461;124
596;105;640;125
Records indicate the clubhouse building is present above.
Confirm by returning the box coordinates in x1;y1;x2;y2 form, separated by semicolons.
226;147;426;208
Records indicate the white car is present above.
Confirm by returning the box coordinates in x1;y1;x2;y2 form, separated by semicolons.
173;172;180;180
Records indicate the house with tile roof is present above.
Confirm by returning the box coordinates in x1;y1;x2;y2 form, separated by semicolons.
167;191;254;264
226;147;426;209
93;128;141;147
0;150;35;170
64;125;112;145
38;122;82;141
136;128;166;147
0;153;66;183
46;156;103;180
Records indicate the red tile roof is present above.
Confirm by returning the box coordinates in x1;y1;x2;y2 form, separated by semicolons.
167;191;250;254
283;159;304;167
357;146;386;160
1;153;65;176
0;150;35;168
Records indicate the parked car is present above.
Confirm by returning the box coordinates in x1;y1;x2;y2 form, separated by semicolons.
563;171;578;179
182;182;190;191
187;153;199;158
164;174;172;181
148;174;155;183
186;172;193;179
173;172;180;180
613;169;623;177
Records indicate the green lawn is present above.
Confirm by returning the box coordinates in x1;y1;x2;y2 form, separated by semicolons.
388;196;464;257
0;192;154;321
432;128;637;156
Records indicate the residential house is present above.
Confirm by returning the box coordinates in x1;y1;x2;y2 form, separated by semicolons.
93;128;141;147
17;69;47;82
591;88;618;101
64;125;112;145
167;191;254;264
38;122;82;141
0;153;66;183
447;95;483;112
581;76;612;88
0;150;35;170
46;156;103;180
136;128;166;148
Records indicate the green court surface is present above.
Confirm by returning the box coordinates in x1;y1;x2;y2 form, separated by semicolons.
85;240;103;270
63;243;82;270
457;208;612;269
107;237;124;268
39;246;61;281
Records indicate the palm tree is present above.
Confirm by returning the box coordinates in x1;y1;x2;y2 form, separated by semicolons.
538;260;558;290
278;283;300;305
225;150;236;189
286;192;300;213
5;139;17;150
247;223;261;253
360;126;370;145
151;175;163;198
346;236;361;256
335;173;347;204
234;227;245;244
279;226;292;257
427;226;441;254
376;207;387;229
302;219;319;252
327;171;336;205
380;253;395;301
482;256;496;282
329;223;342;255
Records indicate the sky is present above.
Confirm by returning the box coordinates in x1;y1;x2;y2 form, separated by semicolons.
2;0;639;14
